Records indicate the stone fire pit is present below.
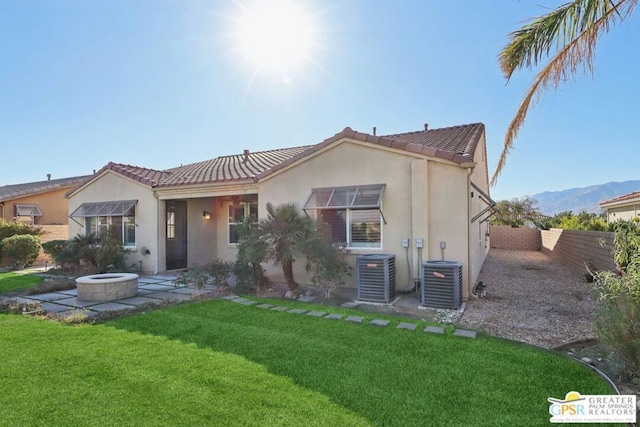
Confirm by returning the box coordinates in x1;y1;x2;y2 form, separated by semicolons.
76;273;138;302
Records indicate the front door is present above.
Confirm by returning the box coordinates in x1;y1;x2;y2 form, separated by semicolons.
166;200;187;270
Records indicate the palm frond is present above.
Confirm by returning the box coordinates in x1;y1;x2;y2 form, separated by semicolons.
492;0;637;186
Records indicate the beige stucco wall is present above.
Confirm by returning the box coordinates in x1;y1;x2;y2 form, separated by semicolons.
2;187;73;225
467;133;490;293
67;172;160;274
605;204;640;222
185;197;218;267
258;138;484;296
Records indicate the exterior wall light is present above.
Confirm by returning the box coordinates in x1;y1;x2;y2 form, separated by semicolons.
203;211;211;220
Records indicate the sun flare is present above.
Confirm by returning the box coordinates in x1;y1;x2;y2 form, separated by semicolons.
232;0;319;81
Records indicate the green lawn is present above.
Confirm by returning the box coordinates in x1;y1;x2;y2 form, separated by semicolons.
0;271;43;293
0;299;615;426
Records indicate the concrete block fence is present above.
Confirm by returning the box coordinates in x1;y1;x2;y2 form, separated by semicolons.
36;225;69;264
491;225;615;272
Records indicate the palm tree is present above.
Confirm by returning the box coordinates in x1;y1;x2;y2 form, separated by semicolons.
492;0;637;186
252;202;318;292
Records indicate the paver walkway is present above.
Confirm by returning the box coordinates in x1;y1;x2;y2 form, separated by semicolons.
12;273;214;318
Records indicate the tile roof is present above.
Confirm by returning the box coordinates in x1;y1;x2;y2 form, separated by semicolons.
257;123;485;180
0;175;91;202
156;146;311;187
599;191;640;207
71;122;485;193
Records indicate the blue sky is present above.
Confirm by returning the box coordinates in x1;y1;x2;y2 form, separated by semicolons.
1;0;638;201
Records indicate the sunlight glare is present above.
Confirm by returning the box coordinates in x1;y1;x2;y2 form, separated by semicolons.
234;0;317;77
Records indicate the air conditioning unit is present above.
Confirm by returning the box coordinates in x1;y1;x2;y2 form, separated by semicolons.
421;261;462;309
356;254;396;303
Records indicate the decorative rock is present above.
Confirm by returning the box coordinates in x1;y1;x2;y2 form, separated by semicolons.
597;358;604;363
581;357;593;365
636;400;640;411
297;295;316;303
284;291;295;299
570;348;576;354
304;290;313;296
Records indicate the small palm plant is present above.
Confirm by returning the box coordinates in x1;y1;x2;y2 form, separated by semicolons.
238;202;349;294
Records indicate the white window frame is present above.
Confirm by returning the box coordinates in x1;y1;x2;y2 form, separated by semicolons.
227;202;258;245
71;200;137;249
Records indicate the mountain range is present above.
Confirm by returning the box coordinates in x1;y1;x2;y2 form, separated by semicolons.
528;180;640;215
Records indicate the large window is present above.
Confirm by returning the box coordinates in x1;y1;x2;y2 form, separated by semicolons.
70;200;137;248
228;202;258;244
304;185;385;249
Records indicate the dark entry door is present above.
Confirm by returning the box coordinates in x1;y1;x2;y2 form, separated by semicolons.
166;201;187;270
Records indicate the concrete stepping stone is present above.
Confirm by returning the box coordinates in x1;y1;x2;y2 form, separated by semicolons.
324;313;344;320
145;292;192;302
138;283;175;291
58;289;78;296
306;311;326;317
118;296;163;306
137;289;156;296
85;302;135;312
453;329;477;339
238;300;258;306
53;298;98;308
397;322;417;331
40;302;73;314
231;297;249;303
287;308;307;314
256;303;274;309
222;294;239;300
25;292;69;302
369;319;389;327
167;287;198;295
270;306;288;312
346;316;364;323
340;302;359;308
297;296;316;303
424;326;445;335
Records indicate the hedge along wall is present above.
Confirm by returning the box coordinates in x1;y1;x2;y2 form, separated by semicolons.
36;225;69;264
540;228;615;272
490;225;541;251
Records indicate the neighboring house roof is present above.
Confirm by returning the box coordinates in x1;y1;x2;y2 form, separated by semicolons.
599;191;640;208
69;122;485;194
0;175;91;202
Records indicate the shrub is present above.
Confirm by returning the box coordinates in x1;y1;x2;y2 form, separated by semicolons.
173;267;210;295
0;234;41;269
303;223;351;298
592;219;640;378
593;266;640;378
0;219;41;264
208;259;233;286
67;227;130;274
42;240;79;270
235;217;268;292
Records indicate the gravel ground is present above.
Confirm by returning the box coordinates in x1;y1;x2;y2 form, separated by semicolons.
459;249;596;349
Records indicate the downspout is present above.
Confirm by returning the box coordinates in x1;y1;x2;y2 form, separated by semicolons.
466;166;474;300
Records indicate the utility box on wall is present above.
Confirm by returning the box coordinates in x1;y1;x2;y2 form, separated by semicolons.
421;261;463;309
356;254;396;303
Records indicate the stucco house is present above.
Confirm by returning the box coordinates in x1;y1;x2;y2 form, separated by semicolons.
599;191;640;222
67;123;492;298
0;174;90;225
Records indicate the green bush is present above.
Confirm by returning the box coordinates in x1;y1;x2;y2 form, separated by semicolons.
173;267;210;295
208;259;233;286
0;234;41;269
60;227;130;274
592;219;640;378
42;240;78;270
0;219;41;264
235;217;268;292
